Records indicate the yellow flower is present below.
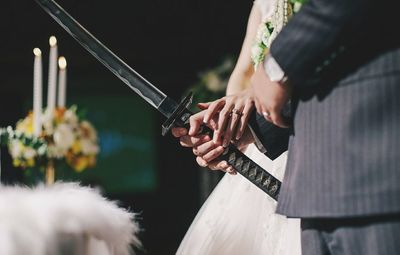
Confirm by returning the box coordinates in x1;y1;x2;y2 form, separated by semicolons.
26;158;35;167
13;159;22;167
71;140;82;154
16;113;34;136
73;156;89;172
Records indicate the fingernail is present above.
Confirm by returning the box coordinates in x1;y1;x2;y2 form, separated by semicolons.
223;139;229;147
263;111;271;119
236;132;242;140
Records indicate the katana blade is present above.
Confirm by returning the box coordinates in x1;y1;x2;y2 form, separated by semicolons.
34;0;283;200
34;0;177;117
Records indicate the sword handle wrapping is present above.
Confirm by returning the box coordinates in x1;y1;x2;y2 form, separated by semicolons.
162;93;281;201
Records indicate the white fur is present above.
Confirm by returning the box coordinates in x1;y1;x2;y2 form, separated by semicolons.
0;182;141;255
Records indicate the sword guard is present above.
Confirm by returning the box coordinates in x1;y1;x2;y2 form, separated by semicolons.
161;92;193;136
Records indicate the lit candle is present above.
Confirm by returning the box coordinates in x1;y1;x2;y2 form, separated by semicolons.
33;48;43;137
47;36;58;113
57;56;67;108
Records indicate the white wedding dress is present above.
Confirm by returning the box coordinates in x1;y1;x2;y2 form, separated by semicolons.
177;145;301;255
176;1;301;254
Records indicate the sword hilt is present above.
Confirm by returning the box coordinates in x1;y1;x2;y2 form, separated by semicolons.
162;93;281;200
161;93;194;136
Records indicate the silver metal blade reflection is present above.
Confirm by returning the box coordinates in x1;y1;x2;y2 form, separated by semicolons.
34;0;167;110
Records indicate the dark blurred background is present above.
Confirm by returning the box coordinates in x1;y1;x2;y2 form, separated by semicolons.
0;0;252;253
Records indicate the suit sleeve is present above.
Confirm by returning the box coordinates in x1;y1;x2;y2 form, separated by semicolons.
248;111;291;160
270;0;376;86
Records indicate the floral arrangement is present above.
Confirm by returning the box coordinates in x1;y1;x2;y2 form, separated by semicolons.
186;57;234;112
251;0;305;68
0;36;100;186
6;106;99;172
0;127;47;168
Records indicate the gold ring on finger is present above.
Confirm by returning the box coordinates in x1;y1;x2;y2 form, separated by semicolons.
231;108;242;116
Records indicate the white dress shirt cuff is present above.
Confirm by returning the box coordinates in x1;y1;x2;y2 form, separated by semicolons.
263;54;287;83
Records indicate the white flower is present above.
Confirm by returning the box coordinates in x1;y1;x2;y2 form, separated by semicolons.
23;147;37;160
255;23;267;44
251;44;264;61
80;121;98;141
64;109;78;125
261;29;271;47
9;140;23;158
37;145;47;156
80;138;99;155
14;130;23;137
294;2;302;13
42;109;54;135
53;123;75;151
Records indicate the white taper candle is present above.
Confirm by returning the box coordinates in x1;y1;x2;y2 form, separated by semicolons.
47;36;58;113
57;56;67;108
33;48;43;137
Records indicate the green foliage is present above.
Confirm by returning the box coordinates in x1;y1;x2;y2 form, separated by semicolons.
0;127;46;152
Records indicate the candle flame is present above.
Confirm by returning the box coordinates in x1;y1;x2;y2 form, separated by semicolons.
49;36;57;47
33;48;42;56
58;56;67;69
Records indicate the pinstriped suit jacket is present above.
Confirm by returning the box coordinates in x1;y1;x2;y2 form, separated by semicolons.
250;0;400;217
